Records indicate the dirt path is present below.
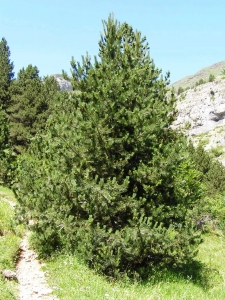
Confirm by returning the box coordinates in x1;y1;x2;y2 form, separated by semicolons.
16;232;59;300
1;191;59;299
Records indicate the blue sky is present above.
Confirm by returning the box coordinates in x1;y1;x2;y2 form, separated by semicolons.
0;0;224;84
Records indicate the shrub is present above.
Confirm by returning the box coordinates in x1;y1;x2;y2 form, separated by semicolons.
208;74;215;82
209;146;224;158
210;90;215;96
188;143;225;196
195;79;206;87
193;195;225;232
177;87;184;95
184;121;191;130
221;68;225;79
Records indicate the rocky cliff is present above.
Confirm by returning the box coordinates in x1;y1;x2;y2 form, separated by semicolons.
173;78;225;164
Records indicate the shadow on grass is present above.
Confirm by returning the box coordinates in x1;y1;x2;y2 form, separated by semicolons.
141;260;222;290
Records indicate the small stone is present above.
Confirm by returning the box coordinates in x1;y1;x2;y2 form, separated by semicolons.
2;269;17;280
28;219;37;226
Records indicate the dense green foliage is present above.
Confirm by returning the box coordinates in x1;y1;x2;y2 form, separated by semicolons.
0;38;14;110
0;108;8;152
0;38;60;185
0;107;11;184
188;143;225;196
15;16;203;279
8;65;59;153
0;38;14;184
44;231;225;300
188;143;225;232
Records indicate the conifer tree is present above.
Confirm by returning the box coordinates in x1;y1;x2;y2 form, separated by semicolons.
0;38;14;110
8;65;59;153
0;107;9;183
0;38;14;183
15;15;203;278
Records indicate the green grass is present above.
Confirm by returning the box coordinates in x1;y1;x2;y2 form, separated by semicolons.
0;186;24;300
44;232;225;300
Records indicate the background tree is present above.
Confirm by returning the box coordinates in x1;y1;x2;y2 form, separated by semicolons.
15;15;203;278
188;143;225;196
0;37;14;110
0;38;14;184
8;65;59;153
0;107;10;183
187;142;225;232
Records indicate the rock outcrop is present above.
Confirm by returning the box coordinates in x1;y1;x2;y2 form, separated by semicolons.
173;78;225;164
53;74;72;91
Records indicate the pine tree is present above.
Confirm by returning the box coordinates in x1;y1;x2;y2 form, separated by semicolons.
0;106;9;182
0;38;14;184
0;38;14;110
0;104;15;185
8;65;59;153
14;15;203;278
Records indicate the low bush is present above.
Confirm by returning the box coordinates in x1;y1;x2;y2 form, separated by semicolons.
208;74;215;82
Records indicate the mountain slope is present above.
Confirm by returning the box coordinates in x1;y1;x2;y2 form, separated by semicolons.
171;61;225;90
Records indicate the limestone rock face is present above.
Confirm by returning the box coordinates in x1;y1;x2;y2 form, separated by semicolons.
173;79;225;164
53;74;72;91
